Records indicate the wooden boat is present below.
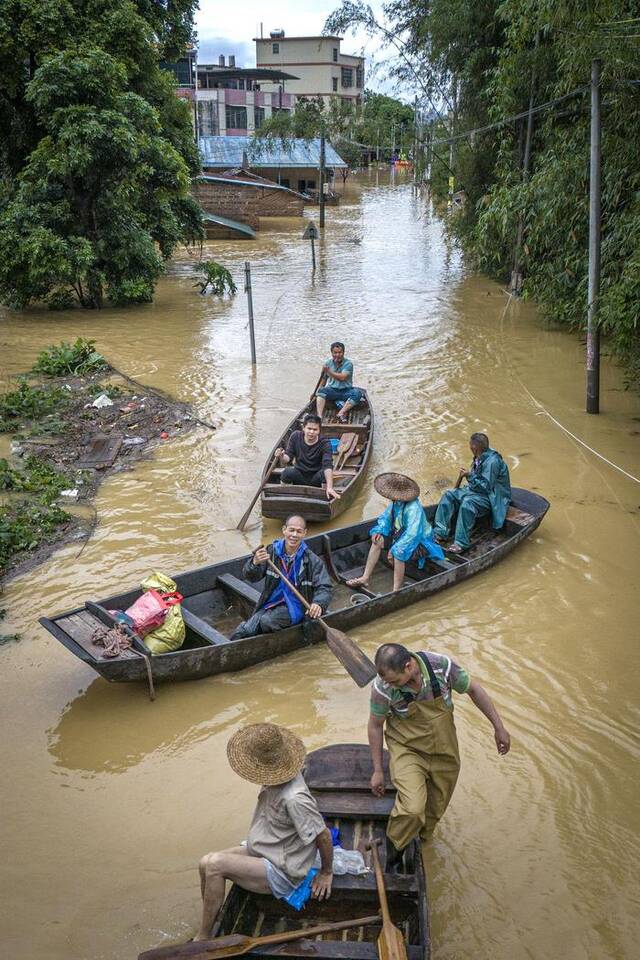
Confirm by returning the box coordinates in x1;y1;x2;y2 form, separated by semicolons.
210;742;430;959
39;488;549;684
260;391;374;522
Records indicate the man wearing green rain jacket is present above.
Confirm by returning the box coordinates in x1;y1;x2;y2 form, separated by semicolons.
434;433;511;553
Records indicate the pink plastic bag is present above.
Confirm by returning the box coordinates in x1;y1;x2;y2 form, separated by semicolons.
124;589;183;638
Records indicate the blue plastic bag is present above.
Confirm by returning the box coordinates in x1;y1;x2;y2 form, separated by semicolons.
285;868;318;911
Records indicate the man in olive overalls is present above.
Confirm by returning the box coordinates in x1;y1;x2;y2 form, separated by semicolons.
368;643;511;869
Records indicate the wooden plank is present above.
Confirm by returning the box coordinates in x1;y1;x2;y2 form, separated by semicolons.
217;573;261;606
58;611;138;659
315;793;394;818
254;943;423;960
181;608;229;645
76;433;123;469
506;505;534;526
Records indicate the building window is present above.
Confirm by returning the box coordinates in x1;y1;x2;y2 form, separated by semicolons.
225;104;247;130
272;107;289;115
198;100;219;136
333;47;338;62
254;106;265;129
238;79;245;90
272;42;279;54
356;65;364;88
341;67;353;88
332;77;338;92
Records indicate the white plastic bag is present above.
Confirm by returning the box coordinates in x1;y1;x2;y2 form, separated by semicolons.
315;846;368;876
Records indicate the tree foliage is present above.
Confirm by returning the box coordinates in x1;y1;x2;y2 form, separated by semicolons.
0;0;203;310
327;1;640;385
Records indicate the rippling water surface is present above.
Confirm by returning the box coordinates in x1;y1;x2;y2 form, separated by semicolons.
1;169;639;960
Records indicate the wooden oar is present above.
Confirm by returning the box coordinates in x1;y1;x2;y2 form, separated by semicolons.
366;839;409;960
264;555;376;688
334;431;357;470
138;914;381;960
236;452;281;531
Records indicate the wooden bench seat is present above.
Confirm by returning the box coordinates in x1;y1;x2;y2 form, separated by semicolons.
217;573;261;606
181;608;230;645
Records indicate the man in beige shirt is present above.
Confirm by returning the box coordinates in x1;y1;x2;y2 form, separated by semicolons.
196;723;334;941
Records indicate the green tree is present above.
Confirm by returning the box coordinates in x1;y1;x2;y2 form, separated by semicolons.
0;0;202;309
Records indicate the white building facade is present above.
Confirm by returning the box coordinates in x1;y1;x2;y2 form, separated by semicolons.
254;33;365;105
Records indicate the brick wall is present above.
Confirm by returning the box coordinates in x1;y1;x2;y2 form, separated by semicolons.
193;180;305;224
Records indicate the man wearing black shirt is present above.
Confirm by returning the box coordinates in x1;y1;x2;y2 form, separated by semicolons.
275;414;340;502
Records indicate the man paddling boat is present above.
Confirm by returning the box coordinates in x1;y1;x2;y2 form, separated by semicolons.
275;413;341;502
433;432;511;553
229;515;332;640
197;723;333;940
368;643;511;870
347;473;444;592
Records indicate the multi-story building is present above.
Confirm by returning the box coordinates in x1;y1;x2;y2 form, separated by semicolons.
254;31;365;106
196;56;298;136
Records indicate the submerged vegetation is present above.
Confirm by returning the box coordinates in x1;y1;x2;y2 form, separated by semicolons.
32;338;107;377
328;1;640;385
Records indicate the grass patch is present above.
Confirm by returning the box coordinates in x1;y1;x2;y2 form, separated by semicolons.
32;338;106;376
0;456;73;573
0;379;69;433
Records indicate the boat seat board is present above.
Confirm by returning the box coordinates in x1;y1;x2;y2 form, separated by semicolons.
181;608;230;645
314;792;394;818
57;610;138;660
251;943;423;960
217;573;261;606
506;505;535;525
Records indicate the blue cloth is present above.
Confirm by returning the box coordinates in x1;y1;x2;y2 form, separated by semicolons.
467;449;511;529
324;357;353;388
370;499;444;565
317;384;363;405
263;540;307;625
284;868;318;911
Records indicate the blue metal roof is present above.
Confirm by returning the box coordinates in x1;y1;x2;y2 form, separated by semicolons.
199;136;347;169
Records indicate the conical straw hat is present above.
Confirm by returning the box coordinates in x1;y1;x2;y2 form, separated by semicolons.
374;472;420;502
227;723;306;786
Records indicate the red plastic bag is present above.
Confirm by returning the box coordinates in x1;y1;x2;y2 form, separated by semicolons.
124;590;183;638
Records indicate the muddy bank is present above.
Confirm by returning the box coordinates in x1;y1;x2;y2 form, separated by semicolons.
1;363;209;582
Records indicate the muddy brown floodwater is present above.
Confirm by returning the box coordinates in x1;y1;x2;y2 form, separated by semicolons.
1;169;639;960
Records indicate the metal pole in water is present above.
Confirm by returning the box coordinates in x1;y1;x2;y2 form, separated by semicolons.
311;234;316;271
319;130;326;230
244;261;257;366
586;58;601;414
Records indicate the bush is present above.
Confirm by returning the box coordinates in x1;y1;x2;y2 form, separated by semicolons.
32;338;106;376
0;380;69;432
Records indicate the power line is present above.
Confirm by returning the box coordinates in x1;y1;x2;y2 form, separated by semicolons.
418;86;588;149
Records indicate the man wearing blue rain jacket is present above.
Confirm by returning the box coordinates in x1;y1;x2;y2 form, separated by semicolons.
230;515;332;640
347;473;444;593
433;433;511;553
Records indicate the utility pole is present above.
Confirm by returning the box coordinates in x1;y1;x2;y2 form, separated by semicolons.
586;58;602;414
392;122;396;158
376;127;380;163
319;129;326;229
413;95;418;184
244;261;257;366
448;78;457;199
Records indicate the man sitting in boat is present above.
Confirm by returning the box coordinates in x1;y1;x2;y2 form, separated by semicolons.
433;433;511;553
346;473;444;593
275;413;341;502
196;723;333;940
368;643;510;871
229;514;332;640
315;341;363;424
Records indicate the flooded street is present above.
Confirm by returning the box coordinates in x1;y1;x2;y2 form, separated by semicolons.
1;169;639;959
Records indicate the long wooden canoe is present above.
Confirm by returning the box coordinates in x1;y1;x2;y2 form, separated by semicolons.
207;742;430;959
260;391;374;522
39;488;549;684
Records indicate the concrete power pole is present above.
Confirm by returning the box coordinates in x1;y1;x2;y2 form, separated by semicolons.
319;130;326;229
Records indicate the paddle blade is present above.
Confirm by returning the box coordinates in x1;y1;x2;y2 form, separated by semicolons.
323;624;376;687
139;933;250;960
377;922;409;960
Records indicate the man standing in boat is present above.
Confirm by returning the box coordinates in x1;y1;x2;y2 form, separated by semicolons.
433;432;511;553
315;341;364;423
368;642;511;869
347;473;444;592
275;413;341;502
196;723;334;940
229;514;332;640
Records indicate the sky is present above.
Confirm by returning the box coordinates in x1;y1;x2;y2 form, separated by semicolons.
195;0;396;95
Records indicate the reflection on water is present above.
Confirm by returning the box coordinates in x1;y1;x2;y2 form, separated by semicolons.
1;168;639;960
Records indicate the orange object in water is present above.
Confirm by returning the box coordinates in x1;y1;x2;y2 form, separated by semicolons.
160;431;169;440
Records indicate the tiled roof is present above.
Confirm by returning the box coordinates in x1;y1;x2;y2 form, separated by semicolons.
199;136;348;169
